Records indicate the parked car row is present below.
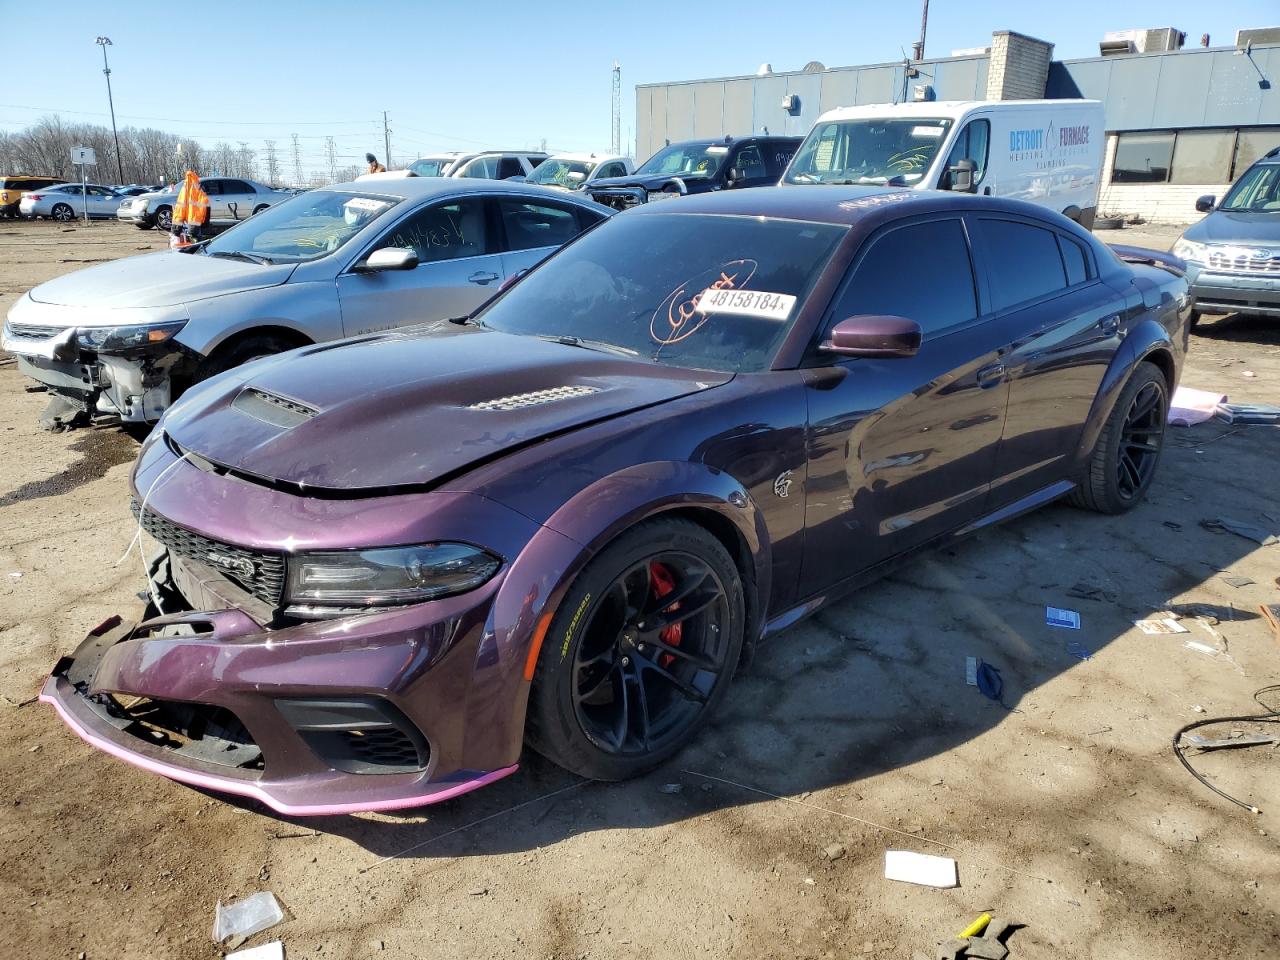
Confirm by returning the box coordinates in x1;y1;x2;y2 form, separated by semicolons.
4;179;167;220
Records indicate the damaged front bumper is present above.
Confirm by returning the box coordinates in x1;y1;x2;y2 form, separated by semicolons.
3;321;187;425
40;556;520;815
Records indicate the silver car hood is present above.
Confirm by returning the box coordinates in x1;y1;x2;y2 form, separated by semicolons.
28;250;296;308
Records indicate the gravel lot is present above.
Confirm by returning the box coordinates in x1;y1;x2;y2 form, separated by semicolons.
0;219;1277;960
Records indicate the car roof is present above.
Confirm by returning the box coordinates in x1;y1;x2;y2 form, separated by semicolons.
625;184;1072;227
315;177;604;202
546;152;627;163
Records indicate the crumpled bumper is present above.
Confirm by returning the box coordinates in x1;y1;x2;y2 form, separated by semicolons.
40;576;521;815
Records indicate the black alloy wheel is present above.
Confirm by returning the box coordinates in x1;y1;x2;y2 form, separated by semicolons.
1116;379;1165;501
527;518;745;780
1070;363;1168;514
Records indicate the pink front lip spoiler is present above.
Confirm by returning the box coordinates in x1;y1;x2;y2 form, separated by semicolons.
40;683;519;817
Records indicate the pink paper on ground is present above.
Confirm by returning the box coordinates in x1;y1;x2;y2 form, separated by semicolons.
1169;386;1226;426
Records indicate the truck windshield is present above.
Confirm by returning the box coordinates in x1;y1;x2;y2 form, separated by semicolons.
1220;163;1280;212
409;158;453;177
635;143;728;178
202;191;399;263
784;118;952;185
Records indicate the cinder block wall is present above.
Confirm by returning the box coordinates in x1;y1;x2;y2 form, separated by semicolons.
1096;133;1222;224
986;30;1053;100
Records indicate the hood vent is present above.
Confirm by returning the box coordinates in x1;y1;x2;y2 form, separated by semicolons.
468;385;600;412
232;387;319;428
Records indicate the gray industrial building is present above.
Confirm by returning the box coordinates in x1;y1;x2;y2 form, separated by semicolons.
635;28;1280;222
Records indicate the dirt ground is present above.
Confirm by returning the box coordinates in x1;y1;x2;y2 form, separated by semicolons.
0;219;1277;960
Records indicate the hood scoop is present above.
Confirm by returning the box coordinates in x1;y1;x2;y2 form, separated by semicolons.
468;385;601;412
231;387;319;428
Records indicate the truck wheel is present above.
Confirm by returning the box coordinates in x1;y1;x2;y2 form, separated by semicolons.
154;206;172;231
525;517;745;781
51;203;75;222
1070;363;1168;514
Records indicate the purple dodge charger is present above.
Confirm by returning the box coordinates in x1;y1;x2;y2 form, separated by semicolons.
42;187;1190;814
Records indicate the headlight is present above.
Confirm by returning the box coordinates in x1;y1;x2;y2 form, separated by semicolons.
76;320;186;354
1172;239;1207;263
285;543;501;607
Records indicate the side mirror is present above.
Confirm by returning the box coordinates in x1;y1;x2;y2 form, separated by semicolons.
1195;195;1215;213
948;158;976;193
358;247;419;272
726;167;743;184
821;315;922;358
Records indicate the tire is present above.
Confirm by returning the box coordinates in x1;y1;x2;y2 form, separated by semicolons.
154;205;172;231
51;203;75;222
526;517;746;781
1070;363;1169;514
197;333;304;381
1188;310;1202;331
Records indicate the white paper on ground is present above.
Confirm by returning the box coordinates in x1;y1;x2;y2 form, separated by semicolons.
884;850;958;888
1168;386;1227;427
1134;618;1189;635
227;943;284;960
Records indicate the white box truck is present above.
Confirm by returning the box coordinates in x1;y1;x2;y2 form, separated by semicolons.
781;99;1106;228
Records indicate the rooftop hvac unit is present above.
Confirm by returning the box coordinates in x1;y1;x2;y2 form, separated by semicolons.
1236;26;1280;47
756;62;773;76
1101;28;1186;55
802;60;826;73
950;46;990;57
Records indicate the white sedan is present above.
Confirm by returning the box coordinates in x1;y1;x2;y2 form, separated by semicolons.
20;183;125;221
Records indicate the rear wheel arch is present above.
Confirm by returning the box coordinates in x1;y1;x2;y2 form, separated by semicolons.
195;324;314;380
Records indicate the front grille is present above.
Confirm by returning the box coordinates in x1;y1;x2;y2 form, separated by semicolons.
132;502;285;606
1206;249;1280;274
6;322;68;340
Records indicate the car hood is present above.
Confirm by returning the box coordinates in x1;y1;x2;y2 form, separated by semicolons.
28;251;295;308
160;325;732;492
588;172;714;192
1182;210;1280;244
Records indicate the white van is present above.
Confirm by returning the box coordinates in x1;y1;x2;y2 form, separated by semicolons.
781;99;1105;228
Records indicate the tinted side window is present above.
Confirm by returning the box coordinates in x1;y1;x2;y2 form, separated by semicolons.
223;179;254;194
732;145;767;180
498;199;579;251
942;119;991;186
201;179;224;195
765;143;797;177
497;157;524;179
975;219;1068;311
372;199;492;262
598;162;626;178
1058;235;1089;286
460;157;499;179
834;219;977;335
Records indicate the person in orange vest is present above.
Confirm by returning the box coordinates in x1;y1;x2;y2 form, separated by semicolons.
366;153;386;174
170;170;210;248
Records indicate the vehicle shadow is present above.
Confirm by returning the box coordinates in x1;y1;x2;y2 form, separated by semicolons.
1193;311;1280;348
229;416;1278;864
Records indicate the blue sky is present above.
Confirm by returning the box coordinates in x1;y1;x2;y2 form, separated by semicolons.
0;0;1274;169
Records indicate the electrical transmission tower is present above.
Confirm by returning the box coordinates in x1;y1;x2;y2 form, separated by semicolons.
325;137;337;182
291;133;303;186
237;140;252;178
611;62;621;155
263;140;280;185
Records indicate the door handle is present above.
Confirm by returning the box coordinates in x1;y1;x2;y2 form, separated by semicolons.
982;186;992;196
1098;314;1120;337
976;362;1006;388
468;271;500;285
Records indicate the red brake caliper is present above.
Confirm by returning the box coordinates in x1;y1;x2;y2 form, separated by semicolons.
649;561;682;667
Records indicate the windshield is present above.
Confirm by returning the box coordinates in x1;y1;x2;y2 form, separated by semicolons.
635;143;728;178
476;213;846;372
784;118;952;185
409;158;454;177
1220;163;1280;212
528;159;594;187
202;191;399;263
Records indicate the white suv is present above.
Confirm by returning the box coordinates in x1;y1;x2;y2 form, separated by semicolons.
407;151;548;180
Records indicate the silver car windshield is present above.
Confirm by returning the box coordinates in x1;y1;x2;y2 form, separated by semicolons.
785;118;952;185
1220;164;1280;212
202;192;399;263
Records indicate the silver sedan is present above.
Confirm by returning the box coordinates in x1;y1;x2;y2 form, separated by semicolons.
116;177;296;231
5;178;613;428
20;183;125;220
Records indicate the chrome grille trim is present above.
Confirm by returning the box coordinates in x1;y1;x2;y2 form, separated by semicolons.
131;501;285;606
1205;247;1280;274
6;322;69;340
468;385;601;411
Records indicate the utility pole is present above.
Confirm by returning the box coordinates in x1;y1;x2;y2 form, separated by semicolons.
291;133;303;186
382;111;392;169
263;139;280;185
325;136;337;183
95;37;125;183
611;62;621;155
912;0;929;60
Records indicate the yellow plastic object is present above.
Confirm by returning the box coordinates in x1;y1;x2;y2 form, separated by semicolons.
957;913;992;939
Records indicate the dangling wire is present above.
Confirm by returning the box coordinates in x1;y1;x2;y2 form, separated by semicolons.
114;450;192;615
1172;684;1280;815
